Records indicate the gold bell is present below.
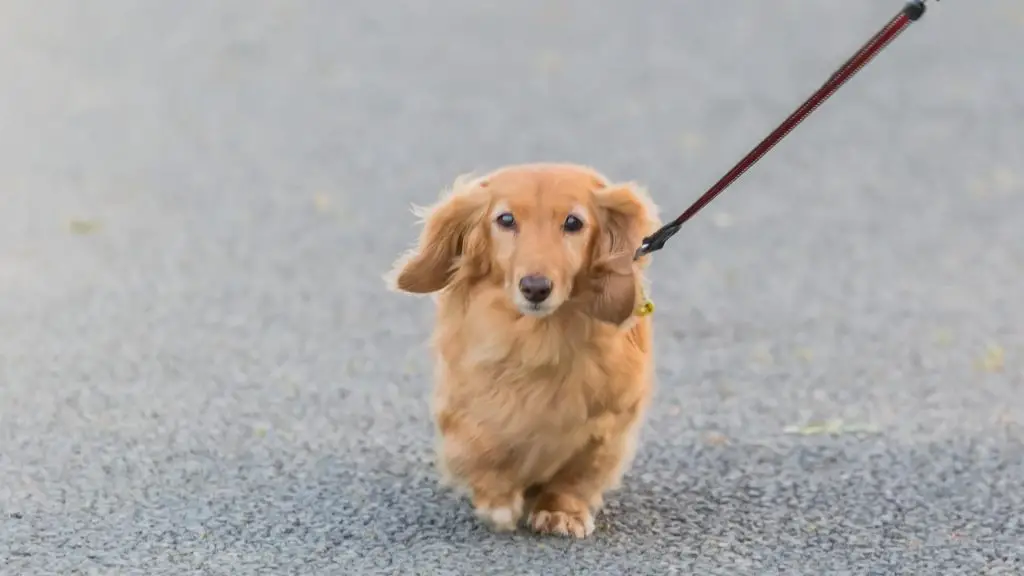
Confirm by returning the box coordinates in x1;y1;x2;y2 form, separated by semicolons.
635;288;655;317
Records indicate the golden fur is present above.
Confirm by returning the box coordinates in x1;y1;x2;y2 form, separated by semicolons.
386;163;660;538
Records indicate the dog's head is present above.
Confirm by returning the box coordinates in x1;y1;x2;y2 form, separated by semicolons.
386;163;660;325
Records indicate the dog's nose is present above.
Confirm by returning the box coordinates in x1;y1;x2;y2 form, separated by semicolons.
518;275;553;304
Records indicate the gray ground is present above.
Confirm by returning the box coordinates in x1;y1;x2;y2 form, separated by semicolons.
1;1;1023;574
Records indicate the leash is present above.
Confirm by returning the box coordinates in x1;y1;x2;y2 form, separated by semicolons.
634;0;935;261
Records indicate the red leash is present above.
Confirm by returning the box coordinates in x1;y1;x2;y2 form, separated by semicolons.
635;0;934;260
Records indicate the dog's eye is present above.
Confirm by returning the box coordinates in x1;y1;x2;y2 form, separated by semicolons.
562;214;584;233
495;212;517;230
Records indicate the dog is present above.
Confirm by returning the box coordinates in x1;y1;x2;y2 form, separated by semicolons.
385;163;660;538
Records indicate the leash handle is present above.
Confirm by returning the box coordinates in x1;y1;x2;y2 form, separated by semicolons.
635;0;932;261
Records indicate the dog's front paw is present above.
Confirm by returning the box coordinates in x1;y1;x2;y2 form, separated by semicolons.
529;509;595;539
527;492;595;539
472;492;524;533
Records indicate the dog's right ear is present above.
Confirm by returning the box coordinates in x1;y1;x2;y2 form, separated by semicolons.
580;181;661;325
386;175;490;294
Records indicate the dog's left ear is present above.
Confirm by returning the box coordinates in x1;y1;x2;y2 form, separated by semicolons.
386;175;491;294
581;182;660;325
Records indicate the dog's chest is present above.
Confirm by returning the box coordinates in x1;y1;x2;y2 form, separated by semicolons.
438;313;628;429
484;348;616;430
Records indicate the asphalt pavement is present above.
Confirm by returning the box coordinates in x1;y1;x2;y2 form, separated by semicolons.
2;1;1023;574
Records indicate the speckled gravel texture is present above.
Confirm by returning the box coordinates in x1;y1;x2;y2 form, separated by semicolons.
1;1;1023;574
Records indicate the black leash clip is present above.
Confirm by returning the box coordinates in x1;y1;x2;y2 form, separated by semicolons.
634;222;683;260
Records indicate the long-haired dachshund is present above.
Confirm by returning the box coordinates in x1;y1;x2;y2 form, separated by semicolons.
386;163;660;538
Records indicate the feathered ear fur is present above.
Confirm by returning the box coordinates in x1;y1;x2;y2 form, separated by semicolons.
580;182;660;325
385;175;492;294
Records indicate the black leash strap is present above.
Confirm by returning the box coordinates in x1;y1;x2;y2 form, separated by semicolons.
635;0;933;260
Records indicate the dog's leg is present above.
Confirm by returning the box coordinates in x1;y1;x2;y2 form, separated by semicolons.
527;418;642;539
435;419;526;533
466;469;525;533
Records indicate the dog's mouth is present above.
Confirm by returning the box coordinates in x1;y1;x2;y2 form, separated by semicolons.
518;301;554;317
